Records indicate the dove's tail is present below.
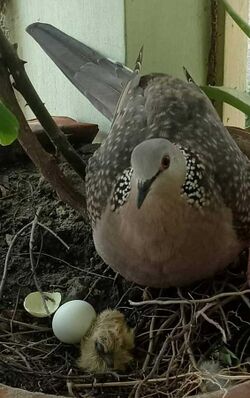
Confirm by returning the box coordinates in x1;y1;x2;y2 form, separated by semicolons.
26;23;134;120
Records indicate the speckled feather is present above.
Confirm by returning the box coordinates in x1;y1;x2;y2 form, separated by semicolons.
86;74;250;241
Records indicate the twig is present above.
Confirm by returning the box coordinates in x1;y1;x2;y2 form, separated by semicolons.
196;310;227;344
180;303;197;370
0;221;32;299
134;321;185;398
73;377;174;389
206;285;250;317
0;329;51;338
0;27;87;180
218;304;232;341
24;336;56;349
115;284;136;308
67;369;80;398
83;266;110;300
129;290;250;307
73;371;235;389
29;207;50;316
10;287;21;335
227;283;250;309
142;316;155;372
0;316;51;331
1;342;32;370
239;333;250;363
178;288;198;372
37;222;69;250
15;252;113;279
0;57;87;213
165;340;176;386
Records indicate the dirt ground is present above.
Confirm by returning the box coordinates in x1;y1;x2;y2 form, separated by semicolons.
0;150;250;398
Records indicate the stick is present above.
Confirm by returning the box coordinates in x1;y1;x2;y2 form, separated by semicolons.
0;27;87;180
0;60;87;214
0;222;32;299
129;290;250;307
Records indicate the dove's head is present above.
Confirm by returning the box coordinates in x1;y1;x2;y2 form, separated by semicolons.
131;138;187;208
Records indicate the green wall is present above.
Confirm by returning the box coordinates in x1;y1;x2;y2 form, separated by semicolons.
6;0;126;132
125;0;211;84
5;0;212;132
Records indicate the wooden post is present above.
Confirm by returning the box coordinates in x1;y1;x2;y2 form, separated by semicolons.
223;0;249;127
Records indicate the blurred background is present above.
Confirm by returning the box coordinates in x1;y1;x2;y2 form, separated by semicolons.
0;0;249;132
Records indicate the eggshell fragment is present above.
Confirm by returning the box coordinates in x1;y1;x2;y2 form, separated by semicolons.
24;291;61;318
52;300;96;344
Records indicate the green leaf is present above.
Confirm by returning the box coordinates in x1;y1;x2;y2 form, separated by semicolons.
221;0;250;38
0;101;19;146
215;346;239;367
201;86;250;116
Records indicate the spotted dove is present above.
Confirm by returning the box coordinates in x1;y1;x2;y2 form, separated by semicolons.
27;23;250;287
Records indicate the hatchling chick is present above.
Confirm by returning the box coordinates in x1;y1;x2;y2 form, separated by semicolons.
77;309;134;373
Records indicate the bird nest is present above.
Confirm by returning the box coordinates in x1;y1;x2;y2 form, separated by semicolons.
1;160;250;398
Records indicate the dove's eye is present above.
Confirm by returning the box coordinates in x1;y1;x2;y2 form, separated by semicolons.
161;155;170;170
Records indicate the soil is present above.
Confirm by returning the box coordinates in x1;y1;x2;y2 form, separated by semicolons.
0;151;250;398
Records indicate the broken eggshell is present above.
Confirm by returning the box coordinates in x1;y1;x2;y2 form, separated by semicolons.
23;291;62;318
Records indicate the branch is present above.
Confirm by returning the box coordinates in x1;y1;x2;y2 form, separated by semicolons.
0;26;87;180
129;289;250;307
0;60;87;213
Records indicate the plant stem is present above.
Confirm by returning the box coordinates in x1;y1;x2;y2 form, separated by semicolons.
0;60;87;213
0;26;87;180
221;0;250;38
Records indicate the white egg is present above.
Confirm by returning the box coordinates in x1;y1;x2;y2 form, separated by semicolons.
52;300;96;344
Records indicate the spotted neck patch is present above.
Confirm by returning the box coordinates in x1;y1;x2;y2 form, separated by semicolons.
110;168;133;211
110;148;211;212
179;146;211;208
